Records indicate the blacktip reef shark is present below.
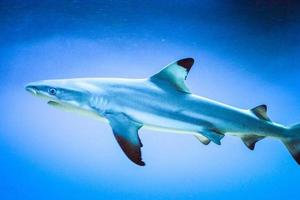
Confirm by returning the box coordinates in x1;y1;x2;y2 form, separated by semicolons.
26;58;300;166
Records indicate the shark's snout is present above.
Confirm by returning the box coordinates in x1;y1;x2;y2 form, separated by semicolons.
25;85;38;95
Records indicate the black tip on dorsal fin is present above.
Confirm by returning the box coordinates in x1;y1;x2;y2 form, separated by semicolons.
177;58;194;72
259;104;267;112
252;104;267;113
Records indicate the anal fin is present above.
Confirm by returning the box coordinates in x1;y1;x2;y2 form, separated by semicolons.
241;135;265;150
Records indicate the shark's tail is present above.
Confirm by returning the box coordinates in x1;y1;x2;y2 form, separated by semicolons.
282;124;300;165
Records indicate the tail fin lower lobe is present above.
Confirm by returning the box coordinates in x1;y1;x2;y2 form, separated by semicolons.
282;124;300;165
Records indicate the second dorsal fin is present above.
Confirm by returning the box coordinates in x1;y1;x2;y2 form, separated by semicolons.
250;104;271;121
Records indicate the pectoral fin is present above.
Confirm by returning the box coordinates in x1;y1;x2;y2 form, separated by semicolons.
105;113;145;166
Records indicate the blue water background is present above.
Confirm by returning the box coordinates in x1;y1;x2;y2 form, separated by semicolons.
0;1;300;199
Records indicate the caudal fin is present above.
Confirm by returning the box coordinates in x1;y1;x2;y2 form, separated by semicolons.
282;124;300;165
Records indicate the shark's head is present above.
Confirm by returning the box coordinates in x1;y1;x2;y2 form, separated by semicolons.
25;79;93;112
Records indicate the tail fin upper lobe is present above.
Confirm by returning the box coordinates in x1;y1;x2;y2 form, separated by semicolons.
282;124;300;165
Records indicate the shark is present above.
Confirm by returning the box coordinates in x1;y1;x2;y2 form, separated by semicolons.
25;58;300;166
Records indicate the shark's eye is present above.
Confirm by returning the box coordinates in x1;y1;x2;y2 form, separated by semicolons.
48;88;57;95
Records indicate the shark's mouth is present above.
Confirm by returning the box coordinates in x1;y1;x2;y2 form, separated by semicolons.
47;100;83;113
48;101;59;105
47;101;60;106
47;100;70;110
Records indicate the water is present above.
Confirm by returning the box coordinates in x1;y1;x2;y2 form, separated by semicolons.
1;1;300;199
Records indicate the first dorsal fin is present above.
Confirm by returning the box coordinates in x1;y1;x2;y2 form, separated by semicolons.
250;104;271;121
149;58;194;93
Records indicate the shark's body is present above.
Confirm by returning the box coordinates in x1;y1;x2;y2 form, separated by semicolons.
26;58;300;166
